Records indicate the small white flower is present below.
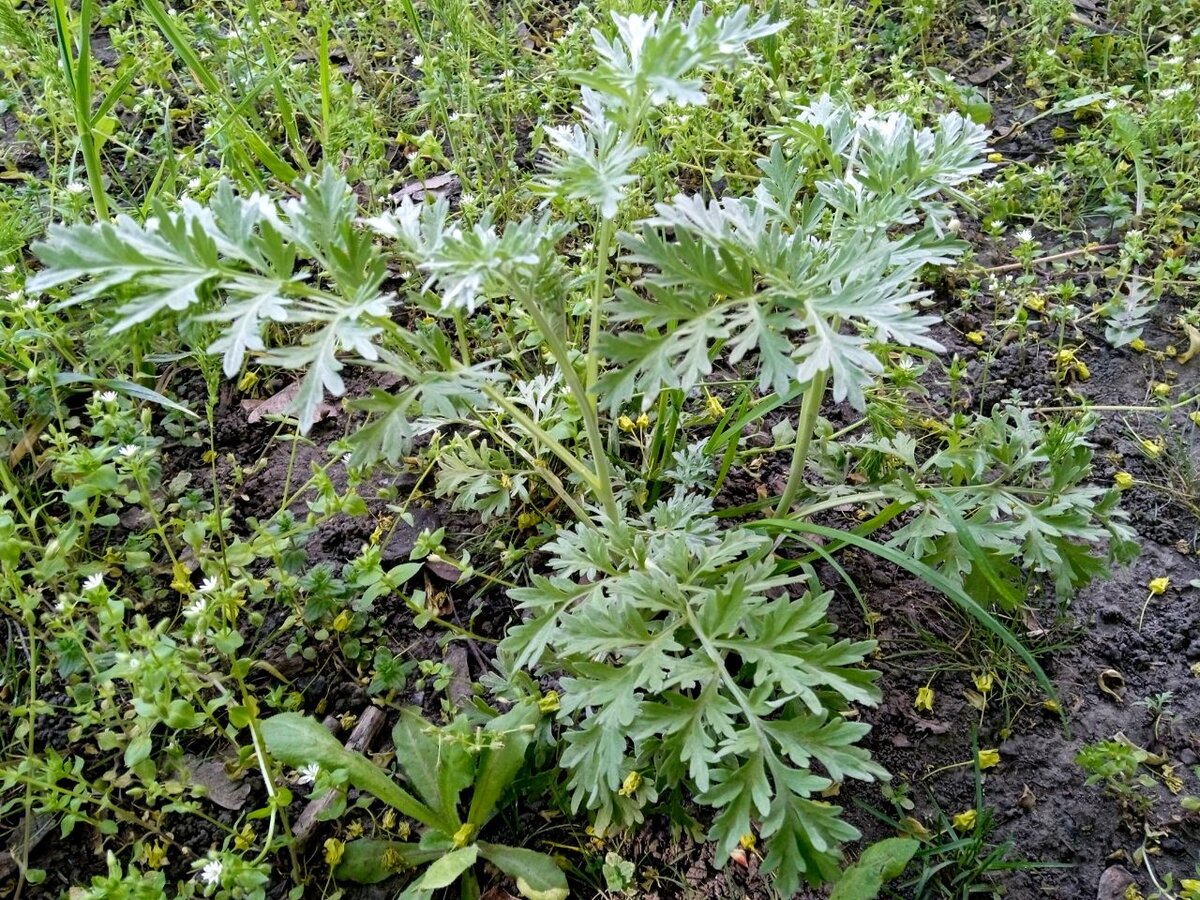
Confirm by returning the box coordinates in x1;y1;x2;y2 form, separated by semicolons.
1015;228;1034;243
187;177;202;191
1;264;15;274
119;444;140;458
296;762;320;785
99;391;118;403
6;290;21;302
459;193;475;206
198;575;220;594
412;54;424;69
199;858;223;885
183;598;206;618
82;573;104;592
22;298;38;311
66;182;88;195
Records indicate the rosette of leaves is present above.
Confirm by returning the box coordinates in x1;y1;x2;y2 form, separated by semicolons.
262;699;568;900
499;493;887;893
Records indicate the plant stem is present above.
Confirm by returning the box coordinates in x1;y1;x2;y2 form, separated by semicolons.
507;287;619;522
585;216;614;393
773;370;829;518
481;385;605;503
52;0;109;220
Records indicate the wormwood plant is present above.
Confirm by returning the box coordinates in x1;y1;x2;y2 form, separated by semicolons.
28;2;1135;892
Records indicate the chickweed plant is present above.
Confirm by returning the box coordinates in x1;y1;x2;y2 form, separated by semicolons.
26;2;1139;894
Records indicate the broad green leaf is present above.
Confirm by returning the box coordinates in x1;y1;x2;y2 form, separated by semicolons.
467;701;540;827
335;839;444;884
391;708;470;829
409;845;478;891
478;843;569;900
260;713;452;832
830;838;919;900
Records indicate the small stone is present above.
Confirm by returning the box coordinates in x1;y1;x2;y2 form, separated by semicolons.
1097;864;1136;900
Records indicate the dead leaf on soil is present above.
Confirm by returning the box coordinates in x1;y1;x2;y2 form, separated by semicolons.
966;57;1012;85
1176;321;1200;365
188;756;252;810
1097;668;1126;703
241;382;339;425
390;173;460;204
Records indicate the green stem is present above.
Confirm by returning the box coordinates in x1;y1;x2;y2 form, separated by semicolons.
52;0;109;220
481;385;604;502
773;369;829;518
506;290;619;522
585;216;614;392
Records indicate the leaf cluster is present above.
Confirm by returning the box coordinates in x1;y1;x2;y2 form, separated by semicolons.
500;492;886;893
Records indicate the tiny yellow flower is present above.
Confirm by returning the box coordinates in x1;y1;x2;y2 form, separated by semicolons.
705;392;726;418
324;837;346;867
347;820;365;839
1074;360;1091;380
987;152;1003;163
1140;438;1164;458
1041;698;1061;714
619;770;643;797
537;690;561;714
1024;294;1046;313
451;823;477;848
1113;472;1135;490
977;748;1001;770
1152;382;1171;398
1148;576;1170;595
965;331;985;346
331;610;353;633
381;846;406;872
973;672;994;694
636;412;650;429
233;824;256;851
618;415;635;432
517;511;542;530
738;833;756;851
381;808;397;831
1130;337;1147;353
143;841;169;869
1189;411;1200;426
952;809;977;832
915;686;935;712
1179;878;1200;899
1161;764;1183;794
237;369;259;392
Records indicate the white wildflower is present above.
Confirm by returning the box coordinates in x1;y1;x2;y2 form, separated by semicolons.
183;598;206;618
296;762;320;785
99;391;118;403
82;573;104;593
199;858;223;885
1015;228;1034;243
198;575;219;594
66;182;88;195
119;444;140;458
